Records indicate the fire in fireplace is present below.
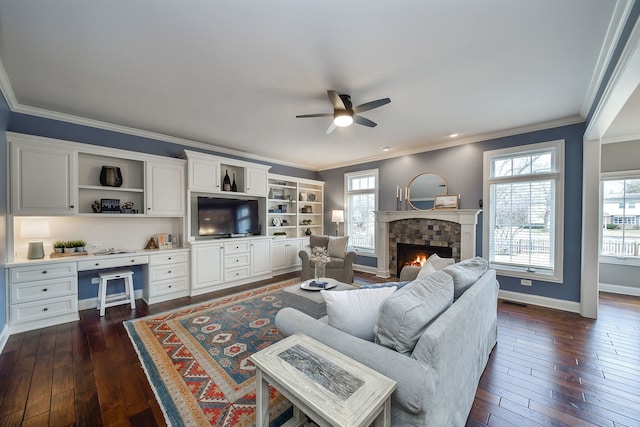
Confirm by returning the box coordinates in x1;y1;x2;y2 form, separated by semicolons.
396;243;453;278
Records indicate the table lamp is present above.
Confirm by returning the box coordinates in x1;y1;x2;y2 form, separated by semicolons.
331;209;344;236
20;219;51;259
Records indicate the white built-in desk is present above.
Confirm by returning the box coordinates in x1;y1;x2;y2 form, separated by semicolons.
5;248;190;333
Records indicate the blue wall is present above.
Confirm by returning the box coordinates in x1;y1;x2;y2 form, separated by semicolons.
319;123;585;302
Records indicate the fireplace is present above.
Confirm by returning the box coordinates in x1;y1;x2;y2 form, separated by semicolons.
375;209;481;278
396;243;453;278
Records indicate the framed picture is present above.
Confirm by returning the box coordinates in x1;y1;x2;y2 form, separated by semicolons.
299;192;308;201
433;194;459;210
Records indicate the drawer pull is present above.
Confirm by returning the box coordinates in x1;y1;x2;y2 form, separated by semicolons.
95;263;100;266
168;270;172;274
168;285;172;288
43;307;48;312
42;288;48;292
131;259;135;262
42;270;48;274
168;257;172;260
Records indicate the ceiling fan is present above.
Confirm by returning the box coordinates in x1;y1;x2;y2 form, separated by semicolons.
296;90;391;134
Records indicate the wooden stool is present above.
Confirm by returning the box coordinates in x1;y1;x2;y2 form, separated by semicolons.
97;269;135;316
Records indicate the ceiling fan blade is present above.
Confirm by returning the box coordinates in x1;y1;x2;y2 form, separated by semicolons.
327;90;346;110
326;122;337;134
353;98;391;114
353;115;377;128
296;113;333;118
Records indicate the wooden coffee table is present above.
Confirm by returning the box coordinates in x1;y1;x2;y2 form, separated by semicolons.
250;333;396;427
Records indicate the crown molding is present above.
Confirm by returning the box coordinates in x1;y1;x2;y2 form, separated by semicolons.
580;0;636;117
315;115;584;171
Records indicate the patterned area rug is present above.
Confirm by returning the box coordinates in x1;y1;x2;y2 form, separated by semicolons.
125;279;299;426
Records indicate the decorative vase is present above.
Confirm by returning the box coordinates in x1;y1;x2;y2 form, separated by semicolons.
100;166;123;187
305;228;312;236
314;263;326;283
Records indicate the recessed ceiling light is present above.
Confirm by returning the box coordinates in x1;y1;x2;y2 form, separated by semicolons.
382;146;390;152
449;133;459;138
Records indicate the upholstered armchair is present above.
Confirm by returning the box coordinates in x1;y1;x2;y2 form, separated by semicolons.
299;235;356;284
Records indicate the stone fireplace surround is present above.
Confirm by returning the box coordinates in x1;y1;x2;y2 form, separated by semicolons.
375;210;481;278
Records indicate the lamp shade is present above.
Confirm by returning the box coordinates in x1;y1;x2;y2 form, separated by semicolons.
331;210;344;223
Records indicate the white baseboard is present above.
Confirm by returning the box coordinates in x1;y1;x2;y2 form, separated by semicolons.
498;290;581;313
78;289;144;311
353;264;378;275
599;283;640;297
0;324;9;354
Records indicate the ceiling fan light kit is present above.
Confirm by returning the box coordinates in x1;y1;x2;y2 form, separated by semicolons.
296;90;390;133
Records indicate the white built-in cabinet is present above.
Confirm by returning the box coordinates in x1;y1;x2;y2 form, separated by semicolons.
183;150;270;197
8;132;185;217
10;141;77;215
267;174;324;238
190;237;272;296
146;160;185;216
271;238;303;273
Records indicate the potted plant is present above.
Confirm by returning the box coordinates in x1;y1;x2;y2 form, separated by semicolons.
64;241;76;253
53;241;65;254
75;240;87;252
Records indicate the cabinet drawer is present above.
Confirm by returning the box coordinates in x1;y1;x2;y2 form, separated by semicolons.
10;296;77;325
149;263;188;282
224;241;250;254
224;254;250;268
11;277;77;304
150;277;189;297
149;252;189;266
224;266;251;282
77;255;149;271
11;263;77;283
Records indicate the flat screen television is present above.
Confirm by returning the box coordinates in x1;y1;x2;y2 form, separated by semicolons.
197;197;260;237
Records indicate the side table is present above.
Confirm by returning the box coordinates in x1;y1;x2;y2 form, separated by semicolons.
250;333;396;427
282;281;358;318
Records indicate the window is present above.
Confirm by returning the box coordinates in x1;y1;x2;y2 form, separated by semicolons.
344;169;378;255
601;177;640;258
483;140;564;282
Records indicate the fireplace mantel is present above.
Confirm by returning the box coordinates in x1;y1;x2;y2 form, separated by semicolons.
375;209;481;278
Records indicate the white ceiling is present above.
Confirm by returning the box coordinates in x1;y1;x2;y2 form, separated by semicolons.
0;0;632;170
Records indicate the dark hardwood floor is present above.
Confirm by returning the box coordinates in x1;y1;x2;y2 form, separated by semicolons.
1;272;639;426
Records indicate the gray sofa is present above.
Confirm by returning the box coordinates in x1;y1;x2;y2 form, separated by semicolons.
276;258;499;426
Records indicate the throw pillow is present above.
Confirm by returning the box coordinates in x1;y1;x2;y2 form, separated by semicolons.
327;235;349;258
375;270;454;355
441;256;489;298
416;261;436;280
309;235;329;249
321;287;396;341
427;253;455;270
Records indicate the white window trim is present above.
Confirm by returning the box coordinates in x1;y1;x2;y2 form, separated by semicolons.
599;170;640;266
482;139;565;283
344;168;379;257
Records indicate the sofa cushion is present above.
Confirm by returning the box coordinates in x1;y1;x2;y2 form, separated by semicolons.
416;261;436;280
427;253;455;270
360;281;411;290
441;256;489;298
327;235;349;258
309;235;330;249
321;286;396;341
375;271;454;355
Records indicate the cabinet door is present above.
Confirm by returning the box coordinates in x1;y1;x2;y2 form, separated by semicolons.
146;161;185;216
271;241;287;270
286;239;303;268
251;239;272;276
192;244;223;289
188;158;220;192
11;142;76;215
246;167;268;196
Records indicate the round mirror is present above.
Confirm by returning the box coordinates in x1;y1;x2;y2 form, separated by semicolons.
407;173;448;210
